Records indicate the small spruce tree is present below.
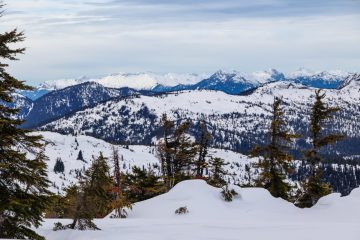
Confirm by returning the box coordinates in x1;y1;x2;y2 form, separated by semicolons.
110;147;132;218
54;157;65;173
157;114;197;191
297;90;344;208
123;166;165;203
195;120;212;177
66;153;113;230
208;157;229;187
252;97;299;201
77;150;85;162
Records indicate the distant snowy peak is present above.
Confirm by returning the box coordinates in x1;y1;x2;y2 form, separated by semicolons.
246;69;285;84
189;69;285;94
209;68;284;84
39;72;209;91
288;67;316;78
39;76;90;90
287;68;350;89
288;68;349;80
339;73;360;89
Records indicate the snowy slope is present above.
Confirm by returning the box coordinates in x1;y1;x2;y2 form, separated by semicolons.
39;131;256;194
36;180;360;240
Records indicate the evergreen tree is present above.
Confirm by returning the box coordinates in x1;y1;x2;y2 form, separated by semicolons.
172;120;197;177
244;164;252;186
208;157;229;187
67;153;113;230
252;97;299;200
0;4;51;239
123;166;165;202
157;114;175;190
195;120;212;177
54;157;65;173
157;114;197;190
77;150;85;162
110;147;132;218
297;90;344;208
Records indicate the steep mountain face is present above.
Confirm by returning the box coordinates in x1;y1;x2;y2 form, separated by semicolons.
3;93;34;120
22;82;143;128
338;73;360;90
18;89;50;100
41;81;360;159
288;68;349;89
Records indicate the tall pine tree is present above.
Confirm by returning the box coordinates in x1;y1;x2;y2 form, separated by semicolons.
296;90;344;208
252;97;299;201
110;147;132;218
0;4;51;239
195;120;212;177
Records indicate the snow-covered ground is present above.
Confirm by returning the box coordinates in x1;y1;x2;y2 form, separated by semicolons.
37;180;360;240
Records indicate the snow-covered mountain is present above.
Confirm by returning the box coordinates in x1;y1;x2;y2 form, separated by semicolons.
41;78;360;158
188;69;285;94
288;68;349;89
22;82;146;128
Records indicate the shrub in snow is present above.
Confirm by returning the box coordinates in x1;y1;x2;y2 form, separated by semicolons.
53;219;100;231
72;219;100;231
53;222;67;231
175;206;189;215
221;185;238;202
54;157;65;173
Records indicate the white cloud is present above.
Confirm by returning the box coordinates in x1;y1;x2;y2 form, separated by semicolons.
1;0;359;83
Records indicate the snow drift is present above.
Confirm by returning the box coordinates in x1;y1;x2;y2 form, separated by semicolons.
38;180;360;240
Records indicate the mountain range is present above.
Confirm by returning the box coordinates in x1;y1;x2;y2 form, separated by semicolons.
6;69;359;160
21;68;350;100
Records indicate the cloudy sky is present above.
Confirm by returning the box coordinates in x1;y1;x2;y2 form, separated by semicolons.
1;0;360;84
